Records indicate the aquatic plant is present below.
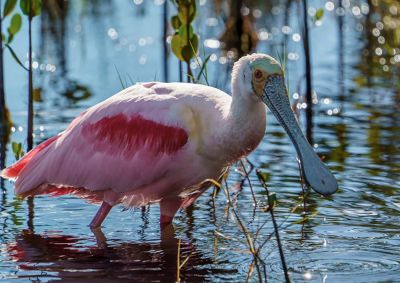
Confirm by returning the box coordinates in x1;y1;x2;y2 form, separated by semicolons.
0;0;24;140
170;0;199;82
20;0;41;151
301;0;313;143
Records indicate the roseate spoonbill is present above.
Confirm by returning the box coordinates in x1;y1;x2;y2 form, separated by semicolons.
1;54;337;229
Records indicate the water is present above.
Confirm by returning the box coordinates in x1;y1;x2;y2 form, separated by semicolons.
1;0;400;282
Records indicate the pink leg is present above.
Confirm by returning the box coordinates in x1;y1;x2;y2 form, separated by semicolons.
89;202;113;228
160;198;182;230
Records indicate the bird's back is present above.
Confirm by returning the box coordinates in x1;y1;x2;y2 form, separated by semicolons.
1;82;233;207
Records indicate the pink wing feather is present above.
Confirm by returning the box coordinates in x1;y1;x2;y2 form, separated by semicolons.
3;89;190;198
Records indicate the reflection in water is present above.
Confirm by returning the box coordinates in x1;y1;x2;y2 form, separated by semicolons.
218;0;258;58
40;0;93;104
5;226;231;282
355;0;400;91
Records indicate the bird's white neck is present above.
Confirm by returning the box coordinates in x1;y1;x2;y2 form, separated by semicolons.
217;87;266;164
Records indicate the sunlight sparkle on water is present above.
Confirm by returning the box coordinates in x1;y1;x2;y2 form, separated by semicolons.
361;3;370;14
342;0;350;8
288;52;299;61
389;5;398;15
292;33;301;42
336;7;345;16
376;22;384;30
253;9;262;18
282;26;292;34
139;55;147;65
352;6;361;17
204;39;220;49
209;54;218;62
219;56;228;64
138;38;146;46
372;28;380;37
308;7;316;17
303;272;312;280
375;47;383;56
325;1;334;11
271;6;282;15
107;28;118;40
258;29;269;41
206;17;218;27
240;6;250;16
154;0;165;5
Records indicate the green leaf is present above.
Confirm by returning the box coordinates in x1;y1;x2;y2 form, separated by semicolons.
5;44;29;71
7;13;22;43
171;34;184;61
314;8;324;21
1;33;5;42
178;25;193;39
256;170;270;182
171;15;181;30
267;192;277;208
20;0;42;18
177;0;196;24
3;0;17;18
7;33;14;44
33;88;42;102
11;141;24;160
180;34;198;62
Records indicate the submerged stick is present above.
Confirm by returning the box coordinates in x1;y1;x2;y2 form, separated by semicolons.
239;159;257;205
256;170;290;283
301;0;313;144
0;0;7;139
27;4;33;151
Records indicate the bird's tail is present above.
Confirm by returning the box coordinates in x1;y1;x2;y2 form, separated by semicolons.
0;135;60;180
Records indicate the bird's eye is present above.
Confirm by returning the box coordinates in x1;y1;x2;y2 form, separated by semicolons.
254;69;263;80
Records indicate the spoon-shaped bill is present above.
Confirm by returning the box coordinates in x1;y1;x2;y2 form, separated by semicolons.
261;75;338;196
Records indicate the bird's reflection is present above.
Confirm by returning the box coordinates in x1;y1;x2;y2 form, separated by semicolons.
6;225;218;282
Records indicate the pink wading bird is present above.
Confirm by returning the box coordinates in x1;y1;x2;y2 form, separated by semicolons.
1;54;337;230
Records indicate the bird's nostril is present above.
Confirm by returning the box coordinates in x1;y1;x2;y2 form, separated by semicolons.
321;179;325;185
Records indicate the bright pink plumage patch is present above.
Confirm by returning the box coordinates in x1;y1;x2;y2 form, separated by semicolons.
83;114;188;157
2;135;60;178
29;185;104;204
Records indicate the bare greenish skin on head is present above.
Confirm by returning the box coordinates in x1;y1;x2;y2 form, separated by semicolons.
249;56;283;76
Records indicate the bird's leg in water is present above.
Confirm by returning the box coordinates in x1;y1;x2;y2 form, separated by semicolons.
89;202;113;228
90;226;108;248
160;197;182;230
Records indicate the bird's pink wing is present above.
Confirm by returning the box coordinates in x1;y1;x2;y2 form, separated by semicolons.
7;92;191;196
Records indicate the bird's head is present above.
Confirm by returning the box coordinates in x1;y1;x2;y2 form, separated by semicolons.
232;53;338;196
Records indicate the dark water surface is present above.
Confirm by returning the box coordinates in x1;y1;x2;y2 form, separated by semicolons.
1;1;399;282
